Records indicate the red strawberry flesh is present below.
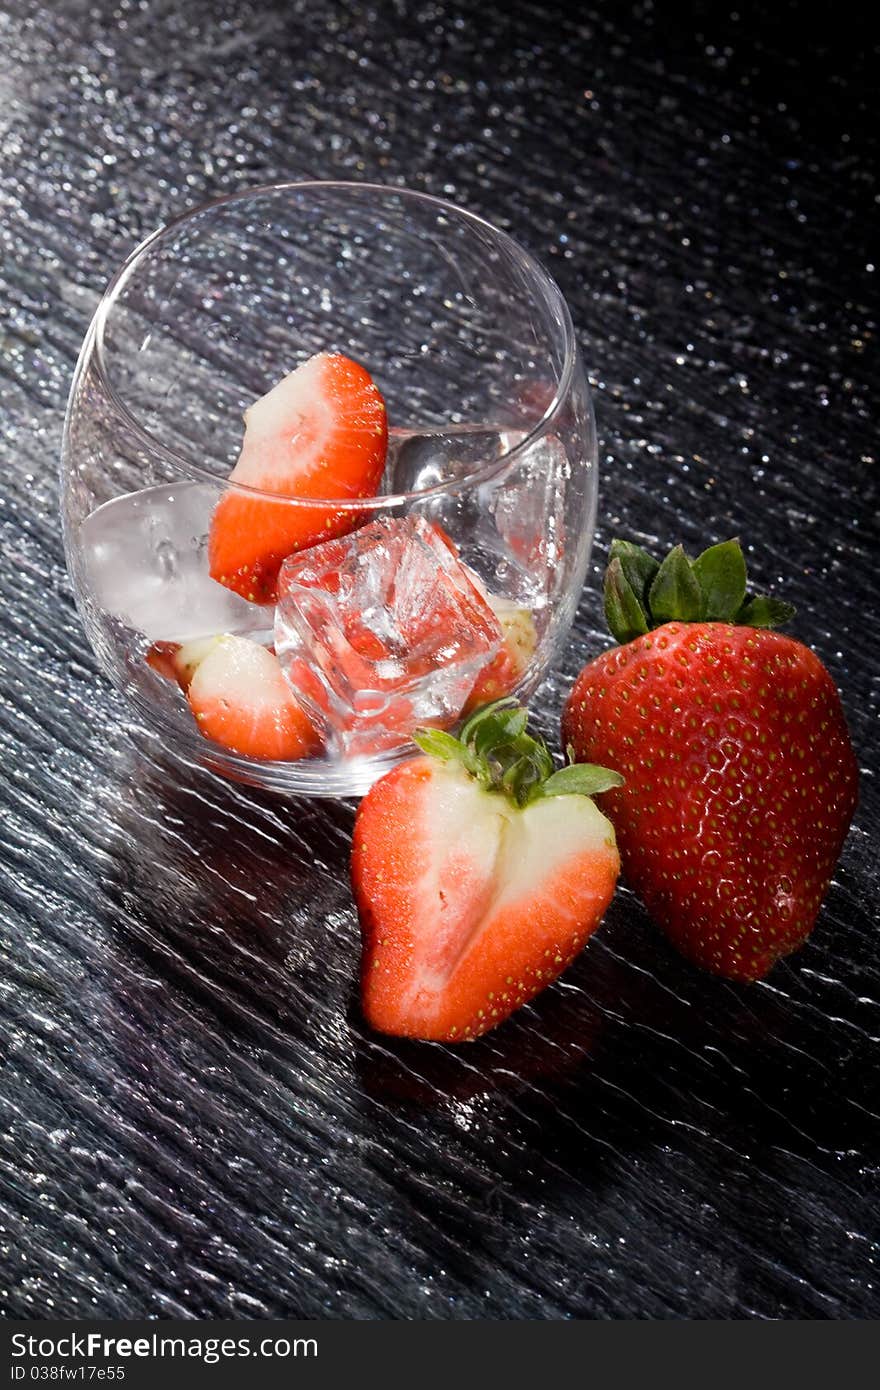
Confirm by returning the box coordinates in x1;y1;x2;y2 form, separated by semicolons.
187;634;319;762
352;702;621;1041
209;353;387;604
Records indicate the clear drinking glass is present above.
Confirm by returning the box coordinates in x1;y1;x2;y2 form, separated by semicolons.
61;182;599;796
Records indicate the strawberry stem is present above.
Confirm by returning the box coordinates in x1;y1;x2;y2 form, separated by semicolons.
413;699;622;808
604;537;795;644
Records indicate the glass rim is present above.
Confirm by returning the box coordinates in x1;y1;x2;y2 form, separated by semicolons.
90;179;579;509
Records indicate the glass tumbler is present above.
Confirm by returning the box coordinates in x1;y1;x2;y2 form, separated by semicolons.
61;182;599;796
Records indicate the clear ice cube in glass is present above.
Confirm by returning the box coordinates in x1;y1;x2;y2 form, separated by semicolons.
274;515;502;757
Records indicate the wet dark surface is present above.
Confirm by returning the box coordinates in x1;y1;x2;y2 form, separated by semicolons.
1;0;878;1318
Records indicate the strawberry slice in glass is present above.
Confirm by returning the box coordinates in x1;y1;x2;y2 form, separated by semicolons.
208;352;388;604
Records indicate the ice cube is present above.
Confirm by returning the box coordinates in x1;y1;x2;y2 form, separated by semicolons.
274;515;502;757
79;482;270;643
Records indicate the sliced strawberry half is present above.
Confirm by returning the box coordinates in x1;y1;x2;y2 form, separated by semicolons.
464;597;537;713
352;700;621;1041
209;353;388;604
146;635;227;691
186;634;319;761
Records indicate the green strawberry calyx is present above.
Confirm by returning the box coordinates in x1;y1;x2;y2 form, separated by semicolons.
604;537;796;646
413;698;622;809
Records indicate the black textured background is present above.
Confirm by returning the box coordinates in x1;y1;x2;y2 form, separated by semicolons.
1;0;878;1319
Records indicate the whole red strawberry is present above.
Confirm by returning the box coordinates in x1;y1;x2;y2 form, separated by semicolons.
562;539;858;981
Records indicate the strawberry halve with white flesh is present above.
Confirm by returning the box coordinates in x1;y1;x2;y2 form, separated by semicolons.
464;597;537;713
146;636;226;689
209;353;388;604
352;701;621;1041
187;634;319;762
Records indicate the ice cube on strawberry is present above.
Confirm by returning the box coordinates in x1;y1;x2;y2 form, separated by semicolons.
209;353;388;604
274;515;503;758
